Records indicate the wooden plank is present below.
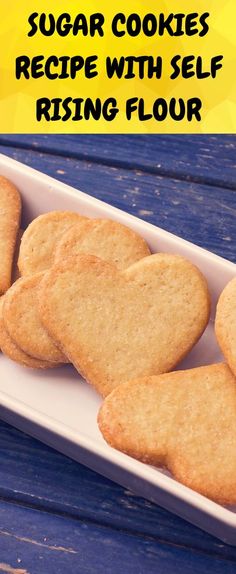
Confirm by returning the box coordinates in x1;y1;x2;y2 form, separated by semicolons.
0;421;236;561
0;135;235;190
0;499;236;574
0;144;235;262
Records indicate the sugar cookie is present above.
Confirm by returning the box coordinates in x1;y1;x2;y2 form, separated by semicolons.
18;211;87;275
0;297;56;369
3;273;68;363
0;176;21;294
40;253;210;396
98;363;236;504
55;218;151;269
215;277;236;377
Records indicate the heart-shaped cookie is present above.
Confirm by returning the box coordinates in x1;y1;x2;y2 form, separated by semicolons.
215;277;236;377
0;297;57;369
3;273;68;363
40;253;210;396
18;211;87;276
98;363;236;504
0;176;21;294
55;218;151;270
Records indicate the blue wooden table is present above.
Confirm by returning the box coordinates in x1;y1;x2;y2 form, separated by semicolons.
0;135;236;574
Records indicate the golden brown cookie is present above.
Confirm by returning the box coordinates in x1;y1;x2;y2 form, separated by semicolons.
55;218;151;269
0;297;56;369
0;176;21;294
3;273;68;363
215;277;236;377
18;211;87;275
40;253;210;396
98;363;236;504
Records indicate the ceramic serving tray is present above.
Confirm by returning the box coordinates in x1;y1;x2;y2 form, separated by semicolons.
0;153;235;545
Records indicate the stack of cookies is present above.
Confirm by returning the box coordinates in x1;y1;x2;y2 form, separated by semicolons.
1;176;236;505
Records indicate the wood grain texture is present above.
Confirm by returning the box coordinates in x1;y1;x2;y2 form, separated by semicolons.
0;144;235;262
0;135;235;189
0;135;236;572
1;500;236;574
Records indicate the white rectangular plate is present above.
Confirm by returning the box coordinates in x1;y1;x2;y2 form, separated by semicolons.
0;153;235;545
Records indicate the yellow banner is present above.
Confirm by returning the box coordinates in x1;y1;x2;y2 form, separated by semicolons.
0;1;235;133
